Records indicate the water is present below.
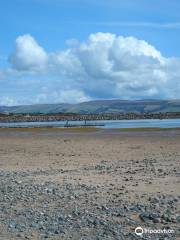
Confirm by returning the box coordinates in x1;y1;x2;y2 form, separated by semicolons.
0;119;180;129
99;119;180;129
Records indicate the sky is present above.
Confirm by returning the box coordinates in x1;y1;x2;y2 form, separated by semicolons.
0;0;180;105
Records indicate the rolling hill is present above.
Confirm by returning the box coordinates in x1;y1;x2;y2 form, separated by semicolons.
0;100;180;114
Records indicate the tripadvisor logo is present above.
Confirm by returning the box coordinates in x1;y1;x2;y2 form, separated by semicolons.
135;226;174;236
135;227;143;236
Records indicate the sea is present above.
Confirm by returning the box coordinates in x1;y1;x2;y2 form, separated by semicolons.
0;118;180;129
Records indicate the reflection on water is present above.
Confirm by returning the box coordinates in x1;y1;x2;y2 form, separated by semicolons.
0;119;180;129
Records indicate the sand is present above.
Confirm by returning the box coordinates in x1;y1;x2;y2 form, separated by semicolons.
0;128;179;239
0;128;180;196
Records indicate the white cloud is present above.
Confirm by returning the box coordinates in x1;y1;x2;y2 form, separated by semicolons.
5;32;180;103
9;34;48;72
53;32;178;99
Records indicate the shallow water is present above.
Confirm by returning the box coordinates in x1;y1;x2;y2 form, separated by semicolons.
0;118;180;129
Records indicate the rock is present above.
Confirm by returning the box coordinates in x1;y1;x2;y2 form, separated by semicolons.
0;169;179;240
151;196;160;203
176;215;180;222
153;218;161;223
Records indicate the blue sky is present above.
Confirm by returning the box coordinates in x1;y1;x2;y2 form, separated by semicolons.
0;0;180;105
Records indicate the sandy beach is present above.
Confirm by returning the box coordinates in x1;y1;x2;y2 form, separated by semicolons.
0;128;179;239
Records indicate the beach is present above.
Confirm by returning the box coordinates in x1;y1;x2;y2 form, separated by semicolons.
0;128;179;239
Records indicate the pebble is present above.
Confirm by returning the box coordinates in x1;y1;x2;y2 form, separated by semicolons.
0;166;178;240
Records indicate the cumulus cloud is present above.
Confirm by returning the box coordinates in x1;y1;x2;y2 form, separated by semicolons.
50;32;178;99
6;32;180;103
9;34;48;72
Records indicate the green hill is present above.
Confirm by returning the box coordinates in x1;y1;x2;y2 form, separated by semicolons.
0;100;180;114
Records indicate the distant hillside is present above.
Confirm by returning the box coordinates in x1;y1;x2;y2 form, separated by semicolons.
0;100;180;114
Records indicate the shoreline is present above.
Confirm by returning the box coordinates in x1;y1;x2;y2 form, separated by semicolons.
0;126;180;131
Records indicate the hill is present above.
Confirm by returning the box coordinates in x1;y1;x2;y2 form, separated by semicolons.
0;100;180;114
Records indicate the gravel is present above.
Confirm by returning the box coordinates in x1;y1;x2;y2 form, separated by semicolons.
0;159;179;240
